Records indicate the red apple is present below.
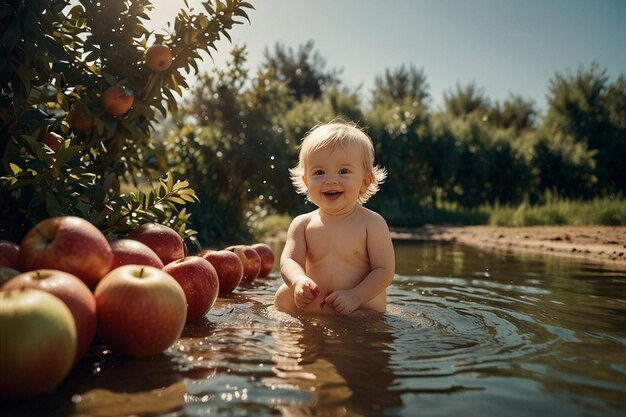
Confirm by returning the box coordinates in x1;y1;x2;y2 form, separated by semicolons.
145;44;173;72
163;256;219;320
201;250;244;295
95;265;187;357
18;216;113;289
103;85;134;116
43;131;64;152
66;102;94;132
127;223;185;266
0;239;20;269
2;269;97;362
0;289;77;397
225;245;261;284
110;239;164;269
251;243;275;277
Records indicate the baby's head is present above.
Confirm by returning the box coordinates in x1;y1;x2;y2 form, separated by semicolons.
290;118;387;204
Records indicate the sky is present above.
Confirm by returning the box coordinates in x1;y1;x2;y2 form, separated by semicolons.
146;0;626;112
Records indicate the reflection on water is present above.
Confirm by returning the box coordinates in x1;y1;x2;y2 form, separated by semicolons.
2;240;626;416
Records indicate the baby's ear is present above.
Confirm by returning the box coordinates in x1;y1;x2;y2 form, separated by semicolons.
360;173;374;196
362;172;374;188
302;174;308;187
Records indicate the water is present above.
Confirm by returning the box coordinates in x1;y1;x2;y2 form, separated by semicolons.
3;240;626;416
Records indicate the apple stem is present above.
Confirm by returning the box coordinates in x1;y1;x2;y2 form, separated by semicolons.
139;267;145;278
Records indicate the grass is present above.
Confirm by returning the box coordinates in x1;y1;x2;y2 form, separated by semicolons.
375;201;489;227
487;195;626;226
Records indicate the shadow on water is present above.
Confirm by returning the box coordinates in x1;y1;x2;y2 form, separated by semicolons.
2;240;625;416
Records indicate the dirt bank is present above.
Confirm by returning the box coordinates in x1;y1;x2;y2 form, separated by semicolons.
390;225;626;268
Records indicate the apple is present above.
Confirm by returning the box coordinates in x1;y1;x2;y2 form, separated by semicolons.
2;269;97;362
201;249;244;295
95;265;187;357
18;216;113;289
163;256;219;320
43;131;64;152
0;289;77;397
110;239;164;269
225;245;261;284
251;243;275;277
103;85;134;116
127;223;185;265
0;239;20;269
145;44;173;72
66;102;94;132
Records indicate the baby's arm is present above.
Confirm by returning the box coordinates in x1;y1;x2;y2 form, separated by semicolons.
324;212;395;314
280;214;320;310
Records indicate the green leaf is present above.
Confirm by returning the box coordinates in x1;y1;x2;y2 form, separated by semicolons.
180;192;197;203
102;73;118;85
42;35;71;63
172;179;189;191
167;196;186;205
9;163;22;175
46;192;61;214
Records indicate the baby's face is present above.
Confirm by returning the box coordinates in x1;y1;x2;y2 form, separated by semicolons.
303;144;371;215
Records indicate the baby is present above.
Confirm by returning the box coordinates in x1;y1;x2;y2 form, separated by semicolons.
274;119;395;315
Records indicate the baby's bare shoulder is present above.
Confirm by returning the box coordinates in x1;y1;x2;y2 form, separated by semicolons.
357;206;388;227
290;210;317;228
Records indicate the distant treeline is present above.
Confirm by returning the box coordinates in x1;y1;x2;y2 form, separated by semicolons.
158;42;625;244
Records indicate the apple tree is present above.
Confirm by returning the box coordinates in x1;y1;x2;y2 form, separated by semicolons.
0;0;253;244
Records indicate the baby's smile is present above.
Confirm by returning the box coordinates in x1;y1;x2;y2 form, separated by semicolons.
323;191;343;200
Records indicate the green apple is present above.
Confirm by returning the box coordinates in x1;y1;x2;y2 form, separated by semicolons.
0;289;77;397
2;270;97;363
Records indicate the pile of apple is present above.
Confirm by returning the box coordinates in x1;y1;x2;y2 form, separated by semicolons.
0;216;275;397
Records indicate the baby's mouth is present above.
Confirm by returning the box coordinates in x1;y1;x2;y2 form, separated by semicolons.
323;191;342;200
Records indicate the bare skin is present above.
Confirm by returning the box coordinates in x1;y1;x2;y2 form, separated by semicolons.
275;144;395;315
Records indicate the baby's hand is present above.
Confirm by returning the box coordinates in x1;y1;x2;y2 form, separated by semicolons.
323;290;361;315
293;277;320;310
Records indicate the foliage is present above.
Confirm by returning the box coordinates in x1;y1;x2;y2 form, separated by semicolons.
262;40;341;101
366;96;433;209
443;82;490;118
487;193;626;226
541;63;626;196
486;94;537;132
0;0;253;242
161;46;292;245
371;64;430;107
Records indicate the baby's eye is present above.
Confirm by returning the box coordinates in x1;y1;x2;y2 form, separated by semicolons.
339;168;351;174
313;169;324;176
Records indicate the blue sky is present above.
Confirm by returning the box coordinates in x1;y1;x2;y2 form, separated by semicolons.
148;0;626;112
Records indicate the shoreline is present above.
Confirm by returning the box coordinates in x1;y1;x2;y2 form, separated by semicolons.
390;225;626;269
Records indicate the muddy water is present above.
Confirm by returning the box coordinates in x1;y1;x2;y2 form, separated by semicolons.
3;240;626;416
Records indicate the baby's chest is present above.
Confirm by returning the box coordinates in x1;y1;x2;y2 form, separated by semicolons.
305;223;368;262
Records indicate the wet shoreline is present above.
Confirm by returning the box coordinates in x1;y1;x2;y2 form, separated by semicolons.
390;225;626;268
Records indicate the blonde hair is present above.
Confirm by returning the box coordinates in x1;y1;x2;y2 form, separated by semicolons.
290;118;387;204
